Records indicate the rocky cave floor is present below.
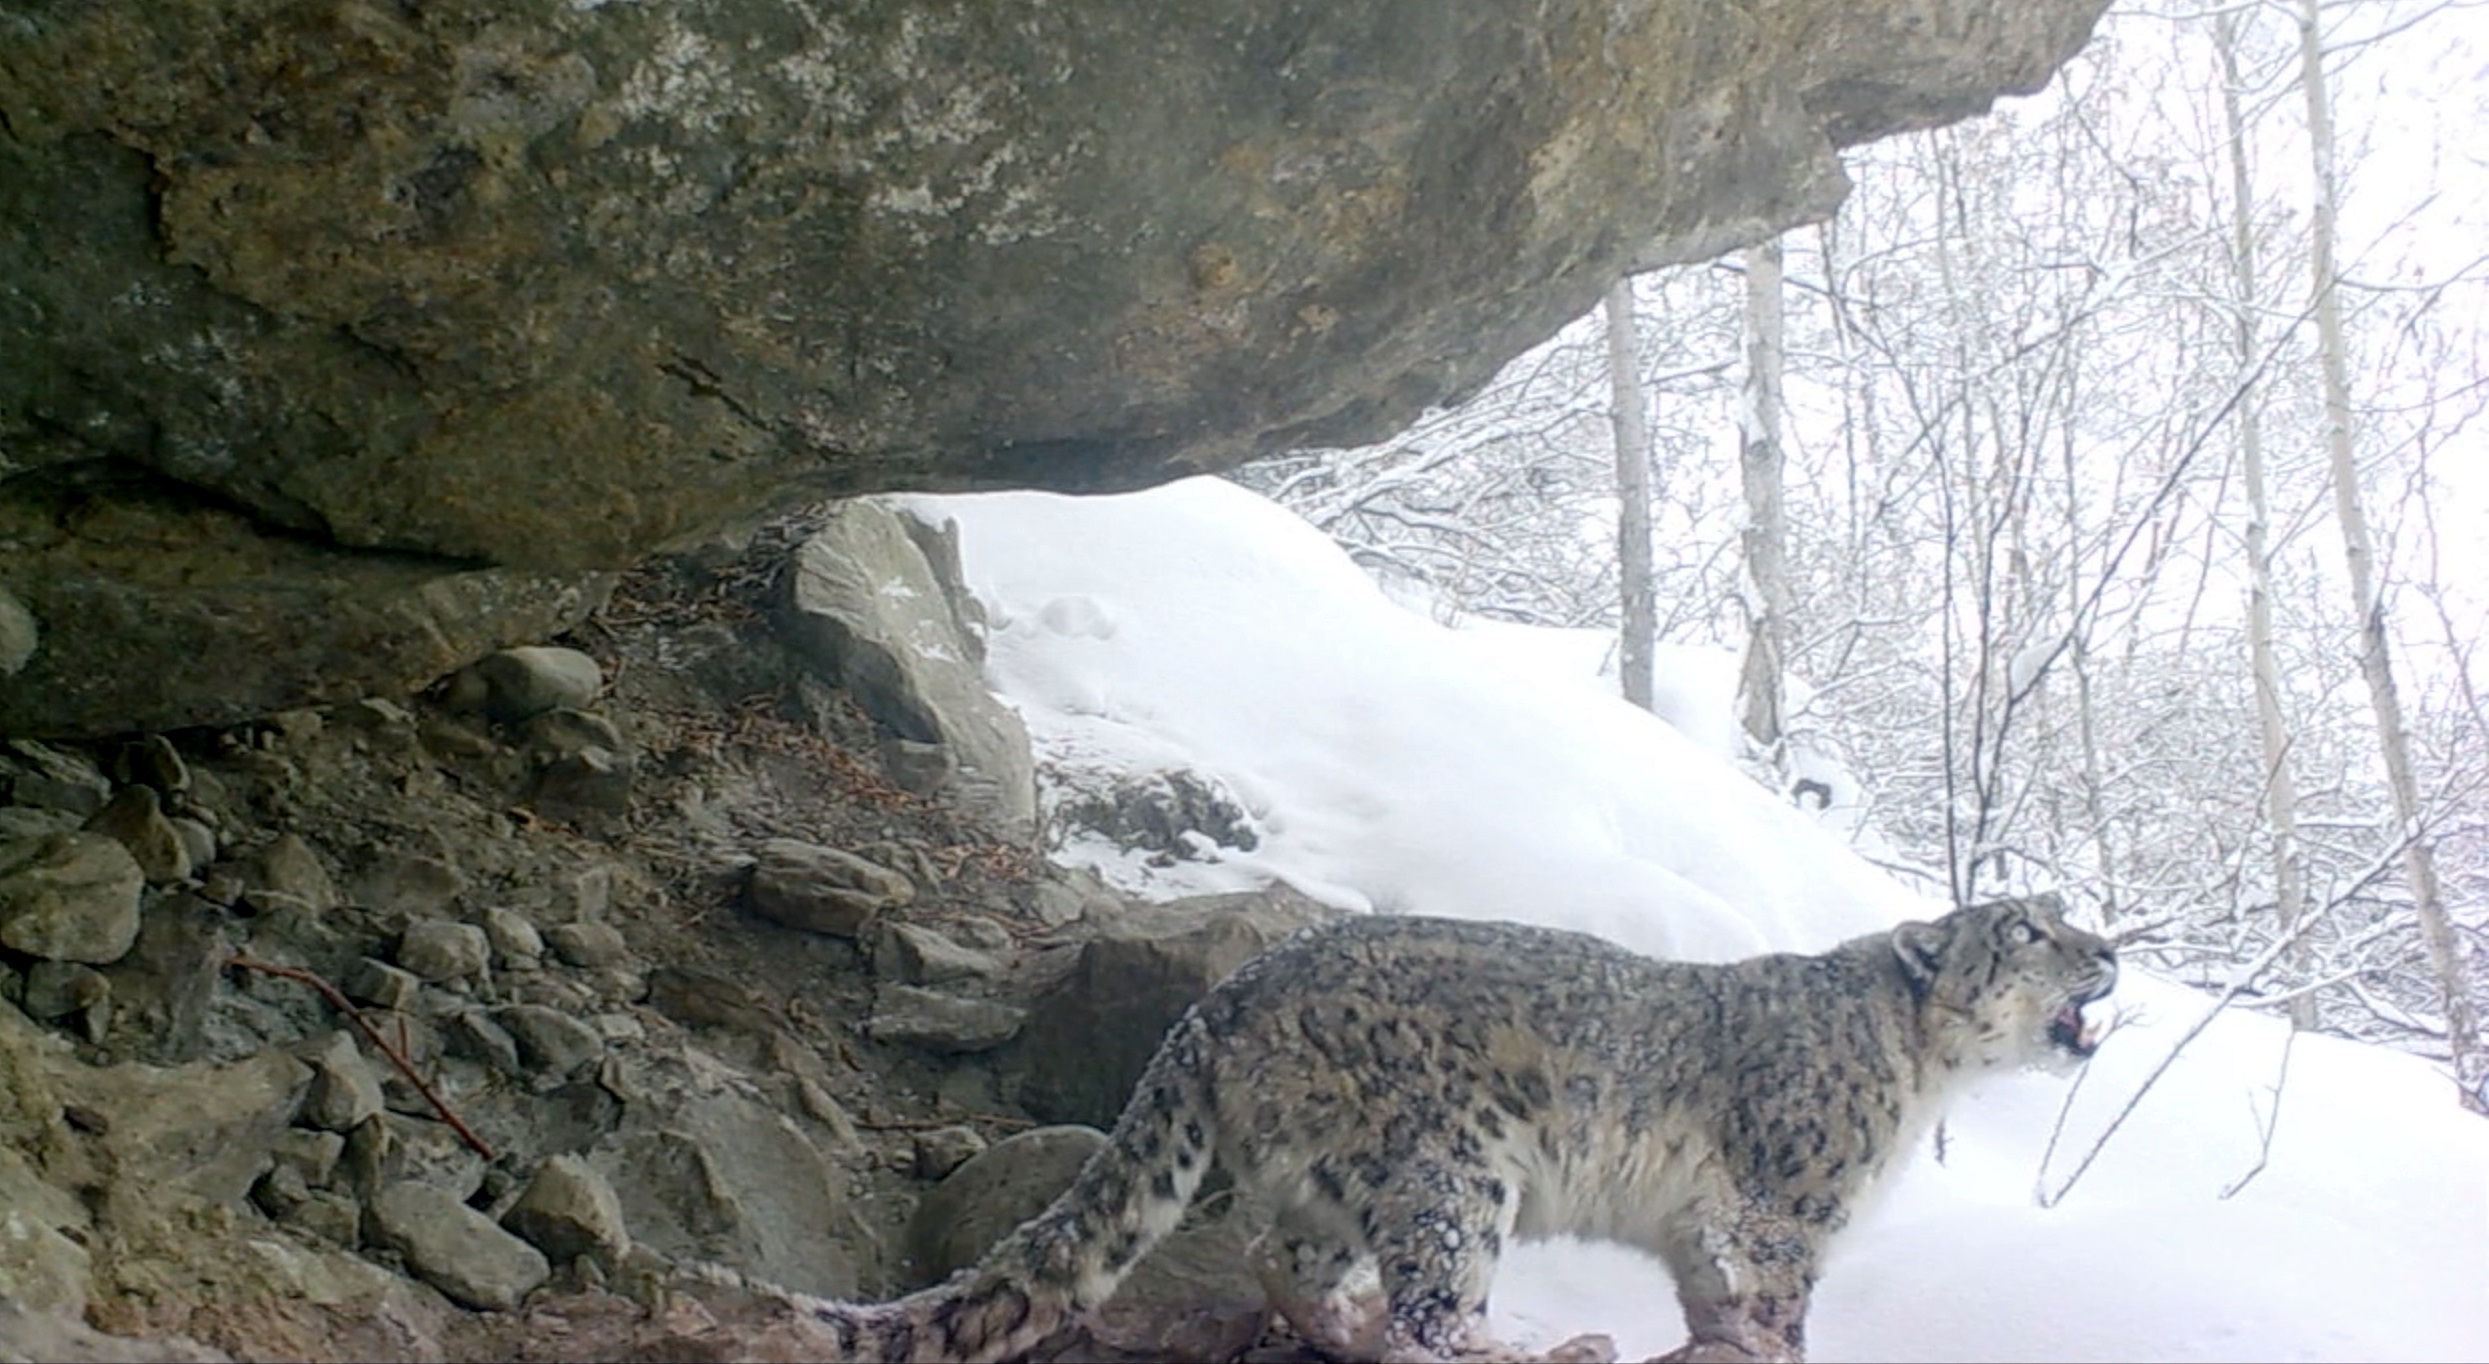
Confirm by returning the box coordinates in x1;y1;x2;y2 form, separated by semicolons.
0;508;1364;1363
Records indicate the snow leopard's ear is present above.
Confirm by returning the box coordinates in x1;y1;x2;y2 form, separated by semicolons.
1893;920;1946;997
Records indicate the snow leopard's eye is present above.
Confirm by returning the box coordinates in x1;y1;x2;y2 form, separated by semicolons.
2008;916;2046;946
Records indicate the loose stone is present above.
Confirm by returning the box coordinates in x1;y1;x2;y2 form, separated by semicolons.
500;1154;631;1265
364;1180;551;1311
443;647;604;725
395;918;491;983
82;787;190;885
543;920;629;969
0;832;145;964
300;1031;386;1133
480;906;545;969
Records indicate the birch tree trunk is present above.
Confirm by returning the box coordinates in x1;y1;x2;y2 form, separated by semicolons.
2220;6;2314;1031
1606;277;1656;712
1736;238;1791;763
2298;0;2484;1106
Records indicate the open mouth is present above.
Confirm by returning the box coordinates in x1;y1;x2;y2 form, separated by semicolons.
2047;1001;2099;1057
2048;977;2115;1057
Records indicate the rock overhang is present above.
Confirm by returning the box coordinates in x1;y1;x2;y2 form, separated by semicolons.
0;0;2110;737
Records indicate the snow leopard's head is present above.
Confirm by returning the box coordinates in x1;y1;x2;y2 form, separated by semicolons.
1894;893;2118;1076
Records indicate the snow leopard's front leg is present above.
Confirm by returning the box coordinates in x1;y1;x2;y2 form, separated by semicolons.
1647;1194;1823;1364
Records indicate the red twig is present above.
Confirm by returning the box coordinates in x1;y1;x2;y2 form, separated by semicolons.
225;954;497;1161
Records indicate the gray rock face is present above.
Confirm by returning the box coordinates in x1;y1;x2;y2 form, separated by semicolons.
0;832;145;964
364;1180;551;1313
586;1085;865;1299
3;1004;312;1208
0;1221;92;1324
745;839;914;939
518;708;626;761
0;1;2106;740
342;1114;489;1205
351;850;466;919
529;746;634;819
94;890;224;1064
270;1129;347;1188
0;808;77;842
344;958;423;1013
167;818;215;874
909;1125;988;1182
782;504;1036;837
446;1009;523;1076
0;485;614;738
280;1189;365;1249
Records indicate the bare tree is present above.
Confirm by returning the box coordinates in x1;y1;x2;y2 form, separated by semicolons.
1608;277;1658;711
2216;4;2315;1031
1736;238;1792;763
1234;0;2488;1080
2296;0;2484;1108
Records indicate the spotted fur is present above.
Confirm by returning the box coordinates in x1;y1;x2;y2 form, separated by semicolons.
806;894;2115;1363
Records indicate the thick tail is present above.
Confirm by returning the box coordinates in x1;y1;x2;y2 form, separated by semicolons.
807;1010;1223;1363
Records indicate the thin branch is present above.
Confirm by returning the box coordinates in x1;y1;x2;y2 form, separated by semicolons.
2220;1025;2296;1200
2037;884;2346;1209
226;953;497;1161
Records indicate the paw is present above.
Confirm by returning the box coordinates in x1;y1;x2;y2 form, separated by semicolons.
1381;1330;1617;1364
1646;1336;1796;1364
1273;1288;1388;1360
1533;1331;1620;1363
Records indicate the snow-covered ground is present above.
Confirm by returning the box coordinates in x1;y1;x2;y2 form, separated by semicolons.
903;478;2489;1363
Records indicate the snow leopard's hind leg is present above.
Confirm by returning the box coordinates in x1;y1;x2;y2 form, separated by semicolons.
1251;1193;1387;1359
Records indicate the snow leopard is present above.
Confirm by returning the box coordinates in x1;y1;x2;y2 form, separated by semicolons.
803;893;2117;1363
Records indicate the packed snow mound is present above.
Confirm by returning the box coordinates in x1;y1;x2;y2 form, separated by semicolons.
1447;619;1906;873
904;477;1926;962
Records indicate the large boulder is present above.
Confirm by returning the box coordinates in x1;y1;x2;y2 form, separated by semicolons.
0;831;144;964
0;1001;311;1213
1004;887;1338;1129
781;502;1037;837
905;1125;1108;1288
363;1180;553;1313
586;1048;878;1299
0;1;2105;739
901;1121;1269;1364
